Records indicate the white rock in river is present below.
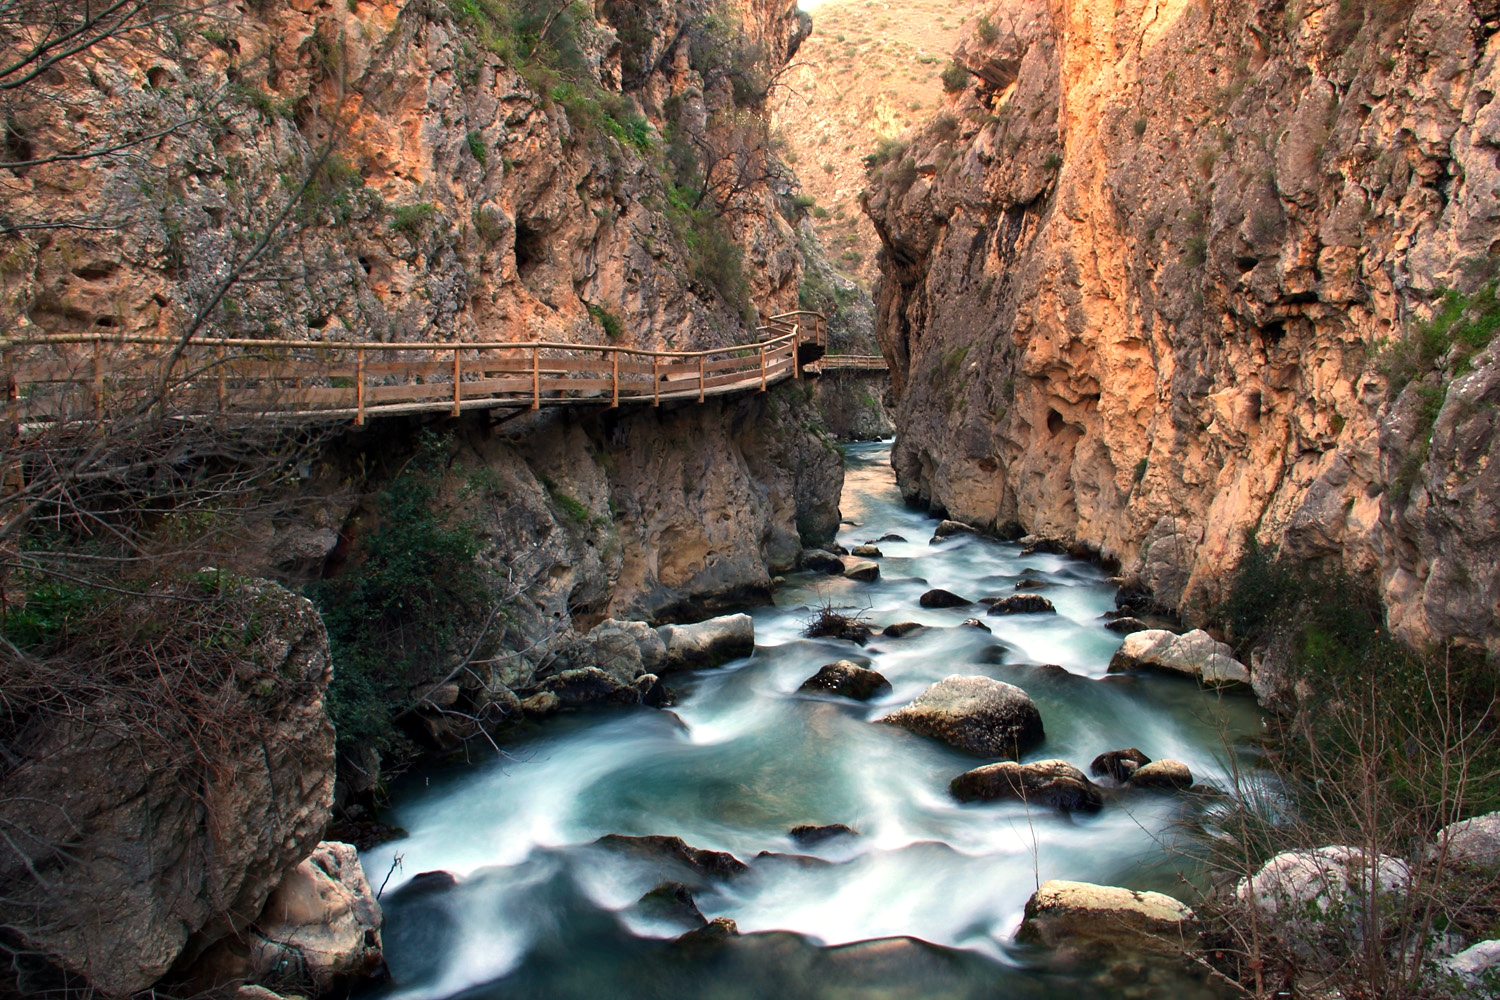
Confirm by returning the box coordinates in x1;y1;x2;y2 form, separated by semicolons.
1107;629;1250;687
1017;880;1195;954
880;675;1044;758
656;614;755;670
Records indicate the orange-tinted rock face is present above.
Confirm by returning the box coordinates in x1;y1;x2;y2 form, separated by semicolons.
4;0;810;353
866;0;1500;652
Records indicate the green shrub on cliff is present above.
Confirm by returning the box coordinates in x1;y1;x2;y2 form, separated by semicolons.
1382;281;1500;394
307;432;486;756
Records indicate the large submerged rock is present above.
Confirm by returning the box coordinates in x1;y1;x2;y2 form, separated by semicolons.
799;660;891;700
1107;629;1250;687
657;614;756;670
880;675;1044;758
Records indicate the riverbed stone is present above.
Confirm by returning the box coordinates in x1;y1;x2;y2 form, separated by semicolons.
799;660;891;700
851;544;883;557
657;614;755;670
880;675;1045;758
538;667;646;706
930;520;979;542
1104;616;1150;634
1017;880;1196;955
674;916;738;946
638;882;707;927
876;533;907;543
882;621;925;637
1433;810;1500;867
798;549;845;574
919;588;972;608
1090;748;1151;782
789;824;856;844
1015;578;1049;590
247;842;383;992
1107;629;1250;687
1127;759;1193;791
987;593;1057;615
596;835;749;877
960;618;991;632
950;760;1103;812
843;559;880;581
520;691;561;716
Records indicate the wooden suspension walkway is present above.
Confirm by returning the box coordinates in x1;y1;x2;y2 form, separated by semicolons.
807;355;888;372
1;311;893;427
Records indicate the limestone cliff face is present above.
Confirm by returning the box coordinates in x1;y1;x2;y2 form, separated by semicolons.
4;0;811;350
866;0;1500;652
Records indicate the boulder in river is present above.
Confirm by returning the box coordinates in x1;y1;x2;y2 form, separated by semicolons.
638;882;706;927
657;614;755;670
520;691;561;716
1104;616;1150;634
1127;759;1193;791
843;559;880;582
538;666;657;706
1017;880;1196;955
880;675;1045;758
959;618;991;632
950;760;1103;812
1107;629;1250;687
798;549;845;574
987;593;1057;615
799;660;891;700
1090;748;1151;782
919;588;971;608
876;533;908;543
851;544;883;558
596;835;749;878
930;520;979;542
674;916;738;947
1014;578;1049;590
1433;810;1500;867
789;824;857;845
882;621;925;637
247;842;384;992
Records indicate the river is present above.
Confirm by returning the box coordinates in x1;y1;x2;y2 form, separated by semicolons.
361;440;1262;999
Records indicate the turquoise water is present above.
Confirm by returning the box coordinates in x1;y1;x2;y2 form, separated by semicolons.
362;441;1261;999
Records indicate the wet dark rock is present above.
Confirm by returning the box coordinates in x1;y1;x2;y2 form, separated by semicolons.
1019;538;1068;556
960;618;991;632
674;916;738;946
1128;759;1194;790
804;607;874;644
950;760;1104;812
843;559;880;582
880;675;1045;758
639;882;706;927
930;520;979;542
851;544;883;558
828;542;850;555
322;820;408;851
1090;748;1151;783
799;549;845;574
1015;578;1049;590
520;691;561;716
387;870;459;901
752;851;835;868
876;533;908;543
882;621;925;637
800;660;891;700
987;594;1057;615
596;835;749;877
1104;617;1150;634
538;667;645;706
919;588;971;608
789;823;857;845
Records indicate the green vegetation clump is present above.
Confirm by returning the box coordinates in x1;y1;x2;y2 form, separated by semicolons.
389;201;437;236
467;129;489;166
940;60;968;93
1382;282;1500;394
863;136;908;170
307;432;488;758
588;303;625;340
975;15;999;45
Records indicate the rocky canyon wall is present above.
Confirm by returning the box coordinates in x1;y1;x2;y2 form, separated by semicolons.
865;0;1500;654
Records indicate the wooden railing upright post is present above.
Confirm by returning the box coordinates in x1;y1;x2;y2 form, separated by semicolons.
356;348;366;425
452;347;462;417
652;354;660;407
611;350;619;408
759;343;767;391
793;325;801;380
697;353;705;403
532;345;540;409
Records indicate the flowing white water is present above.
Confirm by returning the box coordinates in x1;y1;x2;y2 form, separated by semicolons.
363;442;1261;1000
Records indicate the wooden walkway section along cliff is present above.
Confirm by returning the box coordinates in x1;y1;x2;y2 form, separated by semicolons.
2;311;889;426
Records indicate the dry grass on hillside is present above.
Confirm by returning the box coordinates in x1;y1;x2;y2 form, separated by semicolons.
773;0;983;288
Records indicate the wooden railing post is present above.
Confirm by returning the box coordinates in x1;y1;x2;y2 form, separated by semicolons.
652;355;660;407
532;345;540;410
611;350;619;408
759;343;767;391
793;325;801;379
356;348;366;425
697;353;705;403
452;347;462;417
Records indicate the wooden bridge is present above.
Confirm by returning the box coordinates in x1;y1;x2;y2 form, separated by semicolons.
3;310;886;427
